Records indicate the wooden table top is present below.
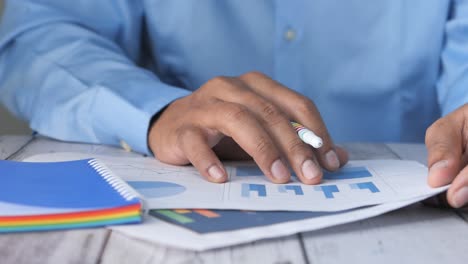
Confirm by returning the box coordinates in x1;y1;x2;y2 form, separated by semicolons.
0;135;467;264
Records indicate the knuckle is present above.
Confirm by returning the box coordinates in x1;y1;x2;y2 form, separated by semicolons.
260;102;284;126
204;76;233;90
287;138;310;156
462;102;468;110
463;102;468;112
295;97;317;116
255;136;274;155
240;71;266;81
224;104;251;122
427;141;450;156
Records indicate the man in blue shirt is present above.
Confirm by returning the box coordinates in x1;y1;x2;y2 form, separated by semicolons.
0;1;467;207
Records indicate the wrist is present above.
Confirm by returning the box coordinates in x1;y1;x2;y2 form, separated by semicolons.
147;104;170;155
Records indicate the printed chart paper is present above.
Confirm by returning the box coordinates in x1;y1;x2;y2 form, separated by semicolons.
24;153;448;250
25;153;447;212
109;195;433;251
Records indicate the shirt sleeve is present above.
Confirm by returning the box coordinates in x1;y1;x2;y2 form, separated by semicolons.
437;0;468;116
0;0;191;154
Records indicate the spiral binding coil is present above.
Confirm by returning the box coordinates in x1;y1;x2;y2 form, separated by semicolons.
87;159;140;202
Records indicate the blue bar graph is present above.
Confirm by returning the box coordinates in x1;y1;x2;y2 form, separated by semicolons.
314;185;340;199
323;166;372;180
278;185;304;195
350;182;380;193
242;183;267;197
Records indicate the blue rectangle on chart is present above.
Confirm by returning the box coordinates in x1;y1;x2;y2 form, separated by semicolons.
278;185;304;195
236;165;297;177
350;182;380;193
314;185;340;199
323;166;372;180
236;166;264;177
242;183;267;197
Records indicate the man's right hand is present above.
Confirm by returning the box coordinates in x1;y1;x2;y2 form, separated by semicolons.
148;72;348;184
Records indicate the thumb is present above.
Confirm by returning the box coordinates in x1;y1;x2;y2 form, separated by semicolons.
425;114;463;188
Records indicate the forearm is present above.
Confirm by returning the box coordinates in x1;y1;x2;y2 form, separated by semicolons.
0;5;190;153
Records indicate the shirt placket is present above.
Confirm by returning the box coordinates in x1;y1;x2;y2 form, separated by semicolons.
274;0;305;93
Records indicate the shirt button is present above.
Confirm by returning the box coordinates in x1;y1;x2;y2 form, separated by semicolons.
284;28;297;41
120;140;132;152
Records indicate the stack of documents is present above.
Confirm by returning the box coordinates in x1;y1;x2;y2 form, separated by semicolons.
25;153;447;251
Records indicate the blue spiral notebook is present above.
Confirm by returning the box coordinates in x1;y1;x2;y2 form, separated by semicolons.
0;159;144;232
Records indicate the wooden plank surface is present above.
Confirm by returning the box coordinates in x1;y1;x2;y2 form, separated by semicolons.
459;208;468;223
337;143;397;160
101;232;306;264
12;136;142;161
303;203;468;264
301;143;468;264
0;135;31;159
386;143;428;165
0;230;110;264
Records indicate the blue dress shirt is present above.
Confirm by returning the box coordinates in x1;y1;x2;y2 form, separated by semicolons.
0;0;467;154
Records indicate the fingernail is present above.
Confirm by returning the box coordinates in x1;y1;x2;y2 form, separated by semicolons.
271;159;290;181
428;160;449;181
325;150;340;169
208;165;225;180
453;187;468;208
302;159;322;181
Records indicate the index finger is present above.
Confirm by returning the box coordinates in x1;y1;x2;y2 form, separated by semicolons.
196;100;291;184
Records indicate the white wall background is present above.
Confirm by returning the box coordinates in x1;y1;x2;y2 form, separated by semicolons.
0;0;32;135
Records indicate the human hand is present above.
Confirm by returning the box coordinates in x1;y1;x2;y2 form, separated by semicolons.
426;103;468;208
148;72;348;184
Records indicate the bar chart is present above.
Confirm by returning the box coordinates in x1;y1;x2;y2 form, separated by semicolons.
150;208;340;234
241;184;266;197
127;181;186;199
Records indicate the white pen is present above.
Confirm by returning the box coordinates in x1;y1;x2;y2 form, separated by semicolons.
291;121;323;148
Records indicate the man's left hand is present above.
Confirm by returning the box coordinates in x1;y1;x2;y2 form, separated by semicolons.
426;103;468;208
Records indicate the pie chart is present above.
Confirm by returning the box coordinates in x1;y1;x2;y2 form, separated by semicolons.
126;181;186;199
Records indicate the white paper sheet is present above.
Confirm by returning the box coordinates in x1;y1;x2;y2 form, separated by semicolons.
25;153;448;212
